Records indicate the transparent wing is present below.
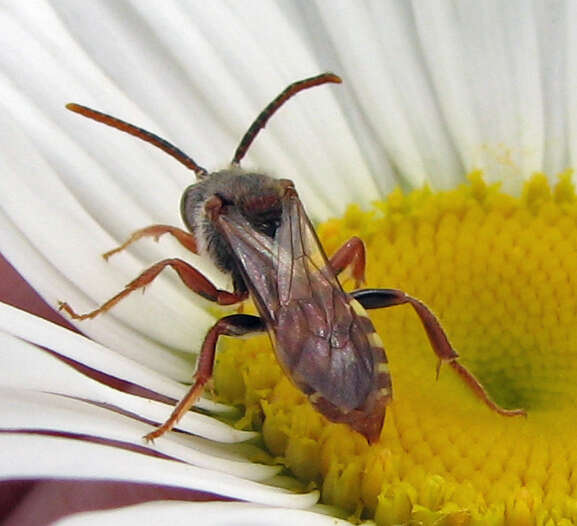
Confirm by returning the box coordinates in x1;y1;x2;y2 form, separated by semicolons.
275;189;344;307
217;190;343;325
217;208;279;325
218;190;375;412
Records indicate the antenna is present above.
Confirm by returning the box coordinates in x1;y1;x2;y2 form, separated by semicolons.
66;103;208;179
231;72;342;165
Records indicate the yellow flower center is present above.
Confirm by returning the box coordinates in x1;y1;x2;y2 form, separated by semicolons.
214;172;577;525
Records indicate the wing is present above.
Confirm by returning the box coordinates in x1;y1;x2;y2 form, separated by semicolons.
217;207;280;324
274;190;375;409
275;189;345;306
218;189;376;411
216;189;345;323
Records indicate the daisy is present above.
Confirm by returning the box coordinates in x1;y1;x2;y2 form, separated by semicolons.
2;2;577;525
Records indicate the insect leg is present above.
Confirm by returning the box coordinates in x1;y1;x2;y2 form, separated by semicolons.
103;225;198;260
144;314;265;442
329;236;366;287
59;258;248;320
352;288;526;417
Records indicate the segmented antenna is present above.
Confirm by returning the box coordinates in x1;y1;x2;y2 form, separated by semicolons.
66;103;208;179
232;72;342;165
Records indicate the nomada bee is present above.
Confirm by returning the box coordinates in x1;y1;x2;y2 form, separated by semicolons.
60;73;524;443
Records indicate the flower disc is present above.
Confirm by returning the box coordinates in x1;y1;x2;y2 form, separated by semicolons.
215;173;577;525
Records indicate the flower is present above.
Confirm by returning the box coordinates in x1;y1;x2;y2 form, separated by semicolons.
217;172;577;524
2;2;577;525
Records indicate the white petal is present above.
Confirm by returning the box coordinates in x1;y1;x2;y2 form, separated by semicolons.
0;201;210;377
0;331;250;442
412;0;574;190
412;2;483;176
567;1;577;170
0;303;231;415
0;102;214;361
0;433;318;508
447;0;543;188
315;2;451;190
534;0;568;175
1;387;274;481
5;1;577;363
500;1;543;180
53;501;361;526
1;333;250;443
49;1;376;216
0;4;221;355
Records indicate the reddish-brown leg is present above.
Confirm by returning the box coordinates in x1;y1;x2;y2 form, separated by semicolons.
59;258;248;320
144;314;265;442
102;225;198;260
329;236;366;287
352;288;526;417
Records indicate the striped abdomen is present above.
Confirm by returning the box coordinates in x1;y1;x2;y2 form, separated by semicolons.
274;294;392;444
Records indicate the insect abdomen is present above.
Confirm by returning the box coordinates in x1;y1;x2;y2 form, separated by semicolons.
274;296;391;443
349;298;392;401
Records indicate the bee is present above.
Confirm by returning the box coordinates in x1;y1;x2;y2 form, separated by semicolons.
60;73;524;444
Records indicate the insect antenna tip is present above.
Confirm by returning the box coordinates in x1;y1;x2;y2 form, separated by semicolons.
325;73;343;84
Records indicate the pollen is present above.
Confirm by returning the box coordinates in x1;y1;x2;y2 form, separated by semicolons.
214;172;577;525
